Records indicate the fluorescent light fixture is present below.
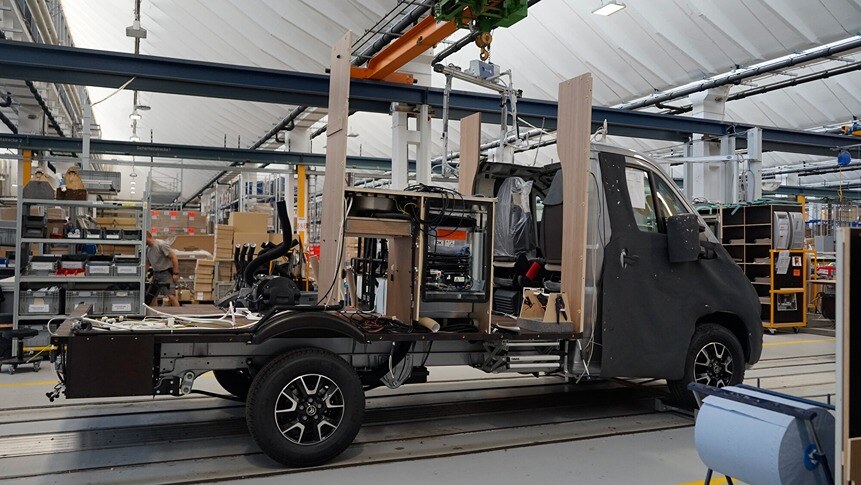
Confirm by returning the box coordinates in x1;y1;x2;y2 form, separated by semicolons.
130;135;140;142
593;1;625;16
129;110;142;121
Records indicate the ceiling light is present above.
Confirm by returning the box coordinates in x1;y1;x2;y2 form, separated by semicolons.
130;135;140;142
592;1;625;16
129;110;142;121
135;104;151;111
347;131;360;138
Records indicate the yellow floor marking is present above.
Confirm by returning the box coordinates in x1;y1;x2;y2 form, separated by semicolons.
0;380;58;388
677;477;729;485
763;338;835;347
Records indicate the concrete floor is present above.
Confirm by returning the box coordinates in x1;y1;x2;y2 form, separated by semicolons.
0;331;836;484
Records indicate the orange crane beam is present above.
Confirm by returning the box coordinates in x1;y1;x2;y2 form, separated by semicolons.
350;14;462;85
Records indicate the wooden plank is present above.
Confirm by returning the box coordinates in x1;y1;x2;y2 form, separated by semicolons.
318;31;352;305
386;237;413;322
344;217;411;238
849;437;861;483
458;113;481;195
556;73;592;334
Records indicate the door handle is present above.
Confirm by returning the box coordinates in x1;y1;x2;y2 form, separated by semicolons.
620;249;639;269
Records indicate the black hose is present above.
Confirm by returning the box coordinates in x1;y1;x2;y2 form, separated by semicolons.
242;202;291;285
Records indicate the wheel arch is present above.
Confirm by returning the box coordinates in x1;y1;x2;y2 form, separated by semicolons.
696;312;751;362
252;311;365;345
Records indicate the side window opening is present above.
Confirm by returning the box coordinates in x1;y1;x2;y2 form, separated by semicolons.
653;175;690;225
624;167;658;233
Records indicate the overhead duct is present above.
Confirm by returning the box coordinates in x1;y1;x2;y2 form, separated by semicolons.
616;35;861;110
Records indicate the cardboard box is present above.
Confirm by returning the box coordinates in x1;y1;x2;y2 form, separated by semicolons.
96;216;137;227
0;206;17;221
46;207;66;222
177;289;193;302
232;232;270;247
171;235;215;254
269;233;284;245
194;282;214;293
195;291;213;302
228;212;270;233
46;221;65;238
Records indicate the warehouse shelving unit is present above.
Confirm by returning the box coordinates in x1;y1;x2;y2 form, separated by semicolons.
720;203;803;328
11;197;148;361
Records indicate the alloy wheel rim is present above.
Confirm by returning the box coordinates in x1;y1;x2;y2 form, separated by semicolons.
694;342;734;387
274;374;345;445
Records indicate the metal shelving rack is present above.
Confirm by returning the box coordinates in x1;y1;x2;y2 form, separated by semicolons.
11;197;148;359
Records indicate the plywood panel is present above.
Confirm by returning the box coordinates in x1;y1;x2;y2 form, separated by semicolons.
318;31;352;305
556;73;593;334
458;113;481;195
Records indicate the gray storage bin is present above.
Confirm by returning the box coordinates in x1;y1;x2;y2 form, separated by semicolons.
113;256;141;277
65;290;103;315
103;290;140;315
86;261;113;276
27;256;60;276
19;289;61;315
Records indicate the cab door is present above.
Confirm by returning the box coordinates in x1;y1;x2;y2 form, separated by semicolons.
597;151;699;379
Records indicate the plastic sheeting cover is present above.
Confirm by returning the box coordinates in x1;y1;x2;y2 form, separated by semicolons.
494;177;534;258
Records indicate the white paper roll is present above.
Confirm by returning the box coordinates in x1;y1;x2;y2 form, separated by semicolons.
694;386;835;485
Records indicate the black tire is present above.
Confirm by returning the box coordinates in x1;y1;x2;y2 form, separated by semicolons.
668;323;746;408
214;369;252;401
246;348;364;467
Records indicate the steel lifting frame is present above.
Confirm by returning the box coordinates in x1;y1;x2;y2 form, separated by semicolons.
350;14;460;85
0;40;855;158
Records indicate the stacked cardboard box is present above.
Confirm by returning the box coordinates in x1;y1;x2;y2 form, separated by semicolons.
214;224;235;261
150;210;210;238
216;261;235;282
229;212;270;252
193;259;215;301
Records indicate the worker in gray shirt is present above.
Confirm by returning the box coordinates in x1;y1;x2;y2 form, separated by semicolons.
146;232;180;306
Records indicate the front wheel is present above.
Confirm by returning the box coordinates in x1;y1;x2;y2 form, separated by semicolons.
668;323;745;408
246;348;364;467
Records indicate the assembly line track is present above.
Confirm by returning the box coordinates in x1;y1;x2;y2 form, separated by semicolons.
0;351;835;484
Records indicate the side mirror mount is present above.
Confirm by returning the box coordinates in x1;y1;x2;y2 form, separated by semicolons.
666;214;701;263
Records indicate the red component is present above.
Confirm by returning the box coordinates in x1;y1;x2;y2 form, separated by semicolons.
309;245;321;259
525;261;542;281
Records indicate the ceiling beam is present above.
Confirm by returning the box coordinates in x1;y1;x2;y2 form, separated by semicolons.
0;133;407;171
0;40;854;158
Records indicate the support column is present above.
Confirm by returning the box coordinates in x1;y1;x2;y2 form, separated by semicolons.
746;127;763;202
391;103;431;189
686;86;730;203
391;106;410;190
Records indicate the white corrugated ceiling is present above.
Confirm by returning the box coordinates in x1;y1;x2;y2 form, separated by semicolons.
58;0;861;199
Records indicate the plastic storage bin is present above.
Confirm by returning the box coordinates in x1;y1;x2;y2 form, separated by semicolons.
102;290;140;315
19;289;62;315
104;228;123;240
122;229;142;241
113;256;141;277
84;227;104;240
65;290;103;315
86;256;113;276
59;255;88;276
26;255;60;276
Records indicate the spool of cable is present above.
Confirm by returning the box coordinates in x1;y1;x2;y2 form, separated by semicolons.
417;316;440;333
694;386;835;485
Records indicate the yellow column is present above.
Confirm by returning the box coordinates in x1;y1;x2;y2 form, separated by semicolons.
296;164;307;245
20;149;32;187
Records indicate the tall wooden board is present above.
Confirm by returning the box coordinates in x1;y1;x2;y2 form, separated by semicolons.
556;73;592;334
458;113;481;195
319;32;352;305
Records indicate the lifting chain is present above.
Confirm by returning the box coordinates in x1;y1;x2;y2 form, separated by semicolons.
475;31;493;61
